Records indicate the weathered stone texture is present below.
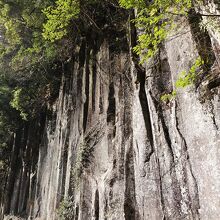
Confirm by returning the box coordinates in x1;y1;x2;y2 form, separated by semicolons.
2;1;220;220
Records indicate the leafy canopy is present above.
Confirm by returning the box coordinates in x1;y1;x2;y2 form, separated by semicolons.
119;0;192;62
42;0;80;42
0;0;57;72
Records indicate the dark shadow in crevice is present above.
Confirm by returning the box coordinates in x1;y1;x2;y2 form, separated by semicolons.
188;9;216;85
129;11;154;160
137;71;154;162
75;205;79;220
94;190;99;220
107;83;116;125
207;77;220;90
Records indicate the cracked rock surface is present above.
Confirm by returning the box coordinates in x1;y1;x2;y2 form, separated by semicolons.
2;2;220;220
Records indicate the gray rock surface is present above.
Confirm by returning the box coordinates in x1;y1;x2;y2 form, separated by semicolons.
1;1;220;220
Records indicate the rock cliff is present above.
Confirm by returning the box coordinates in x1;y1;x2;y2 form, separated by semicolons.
1;1;220;220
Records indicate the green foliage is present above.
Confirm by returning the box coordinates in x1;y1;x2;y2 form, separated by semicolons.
160;90;177;102
160;56;204;103
175;56;204;88
0;2;21;48
119;0;145;9
10;88;30;121
0;0;65;126
0;0;82;152
0;112;14;149
119;0;192;62
0;0;59;72
42;0;80;42
57;196;75;220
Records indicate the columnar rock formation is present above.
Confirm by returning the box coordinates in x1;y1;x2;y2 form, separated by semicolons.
1;1;220;220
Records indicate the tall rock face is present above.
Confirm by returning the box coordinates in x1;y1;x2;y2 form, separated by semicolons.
2;2;220;220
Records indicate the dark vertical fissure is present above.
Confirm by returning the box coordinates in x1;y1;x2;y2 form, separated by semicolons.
107;83;116;125
75;205;79;220
99;82;104;114
188;10;215;64
94;190;99;220
188;9;215;84
137;72;154;160
129;10;154;161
